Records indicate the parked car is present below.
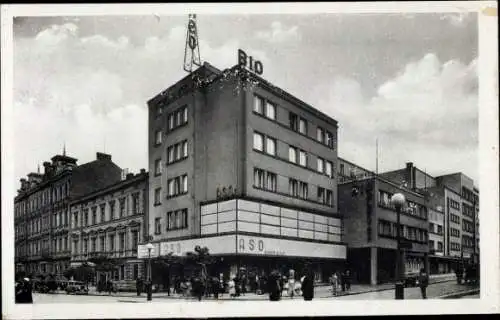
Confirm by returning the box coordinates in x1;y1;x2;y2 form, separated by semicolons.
65;281;89;295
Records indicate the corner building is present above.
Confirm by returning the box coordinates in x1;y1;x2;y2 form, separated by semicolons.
147;63;346;281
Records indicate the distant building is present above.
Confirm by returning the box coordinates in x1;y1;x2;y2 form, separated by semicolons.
146;62;345;281
69;169;148;283
14;152;123;276
381;163;480;272
337;158;429;285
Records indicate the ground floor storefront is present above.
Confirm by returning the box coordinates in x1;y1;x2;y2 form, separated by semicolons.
348;247;429;285
22;259;70;277
70;259;146;284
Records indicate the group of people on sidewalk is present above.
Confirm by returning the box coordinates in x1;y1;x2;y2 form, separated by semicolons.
15;277;34;303
266;268;315;301
329;269;352;296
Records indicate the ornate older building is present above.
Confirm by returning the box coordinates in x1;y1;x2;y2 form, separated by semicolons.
69;170;148;282
14;151;122;276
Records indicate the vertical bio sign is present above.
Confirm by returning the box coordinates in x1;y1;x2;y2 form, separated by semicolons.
238;49;264;75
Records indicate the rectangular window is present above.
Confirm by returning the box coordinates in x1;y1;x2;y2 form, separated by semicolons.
181;174;188;193
91;238;96;253
265;101;276;120
119;198;126;217
289;179;298;197
132;231;139;251
299;118;307;135
266;137;276;156
168;113;174;130
289;146;297;163
132;193;140;214
317;187;325;203
84;209;89;227
155;218;161;235
325;161;333;178
317;127;324;143
100;236;105;252
299;182;308;199
109;235;115;252
154;159;162;176
289;112;298;131
100;204;106;223
253;95;264;114
109;201;115;220
155;130;162;146
266;171;277;192
182;141;188;158
253;132;264;151
326;190;333;206
73;212;79;228
154;188;161;205
167;146;175;163
167;209;188;231
156;105;163;118
83;239;88;254
437;225;443;234
317;157;324;173
326;131;334;148
299;150;307;167
254;168;265;189
119;233;125;251
92;207;97;225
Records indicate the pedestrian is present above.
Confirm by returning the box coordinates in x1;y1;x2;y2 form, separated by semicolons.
288;269;296;299
228;276;236;298
165;275;171;296
418;268;429;299
340;270;346;292
344;269;351;291
136;277;143;296
301;270;314;301
268;270;281;301
332;272;339;296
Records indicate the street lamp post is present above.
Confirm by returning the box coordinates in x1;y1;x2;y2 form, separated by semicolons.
391;193;406;300
146;242;154;301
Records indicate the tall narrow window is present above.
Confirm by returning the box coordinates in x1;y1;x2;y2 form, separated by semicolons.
109;235;115;252
317;127;324;143
289;179;298;197
181;175;188;193
299;182;308;199
100;204;106;223
154;188;161;205
155;130;162;146
132;193;140;214
155;218;161;234
155;159;162;176
326;161;333;178
109;201;115;220
253;132;264;151
182;107;188;124
132;231;139;250
254;168;265;189
253;95;264;114
266;137;276;156
119;233;125;251
266;172;277;192
299;150;307;167
167;146;174;163
168;114;175;130
119;198;126;217
100;236;105;252
182;141;188;158
326;131;334;148
289;112;298;131
289;146;297;163
265;101;276;120
92;207;97;225
299;118;307;134
326;190;333;206
317;157;324;173
317;187;325;203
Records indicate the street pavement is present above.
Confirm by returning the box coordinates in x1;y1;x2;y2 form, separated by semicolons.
32;280;478;303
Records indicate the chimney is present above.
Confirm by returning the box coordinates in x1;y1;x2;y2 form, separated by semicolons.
96;152;112;161
140;169;146;174
121;168;129;181
405;162;415;189
126;173;134;180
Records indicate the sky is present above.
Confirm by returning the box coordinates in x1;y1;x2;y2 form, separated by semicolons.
12;12;479;187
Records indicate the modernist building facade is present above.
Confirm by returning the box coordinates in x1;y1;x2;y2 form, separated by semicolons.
69;170;148;282
14;152;122;276
382;162;480;272
337;158;429;285
146;62;345;282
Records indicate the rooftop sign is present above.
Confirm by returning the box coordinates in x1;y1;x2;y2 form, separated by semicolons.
238;49;263;75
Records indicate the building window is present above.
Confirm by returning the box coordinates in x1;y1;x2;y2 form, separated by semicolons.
253;95;264;114
289;146;297;163
265;101;276;120
299;118;307;135
167;174;188;197
253;132;264;151
266;137;276;156
167;140;188;164
156;105;163;118
167;209;188;231
100;236;105;252
119;233;125;252
109;200;115;220
84;209;89;227
326;131;334;148
91;238;96;253
317;187;325;203
154;159;162;176
266;171;277;192
155;130;162;146
100;204;106;223
132;231;139;251
132;193;140;215
289;179;298;197
167;106;188;131
154;188;161;205
155;218;161;234
317;127;324;143
73;212;78;228
325;161;333;178
429;240;435;250
119;198;126;217
317;157;324;173
378;220;392;237
326;190;333;206
254;168;265;189
289;112;298;131
83;239;88;254
299;150;307;167
299;181;308;199
109;235;115;252
92;207;97;225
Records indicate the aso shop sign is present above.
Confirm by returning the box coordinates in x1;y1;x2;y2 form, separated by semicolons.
237;235;285;256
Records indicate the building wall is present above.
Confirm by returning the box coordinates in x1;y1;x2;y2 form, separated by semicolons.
445;188;462;257
338;180;370;248
246;84;338;214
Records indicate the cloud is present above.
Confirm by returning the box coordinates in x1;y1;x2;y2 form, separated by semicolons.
255;21;300;43
14;22;269;184
313;53;478;181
